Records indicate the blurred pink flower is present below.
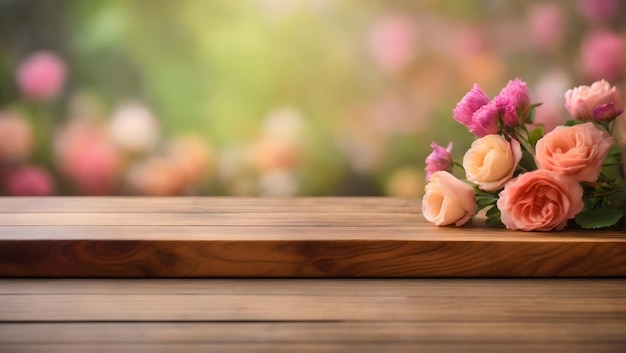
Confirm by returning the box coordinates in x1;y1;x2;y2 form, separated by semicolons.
368;15;417;74
527;3;565;49
581;30;625;82
369;97;423;134
0;110;34;163
16;51;66;101
3;165;55;196
577;0;619;21
55;122;120;195
425;142;453;180
452;26;487;57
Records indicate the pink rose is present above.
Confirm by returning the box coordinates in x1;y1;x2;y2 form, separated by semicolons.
16;51;66;101
535;122;614;182
497;170;583;231
564;80;624;122
463;135;522;191
425;142;453;180
422;171;476;226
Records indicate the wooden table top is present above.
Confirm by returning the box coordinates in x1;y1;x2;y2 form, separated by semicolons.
0;198;624;351
1;278;625;352
0;197;625;277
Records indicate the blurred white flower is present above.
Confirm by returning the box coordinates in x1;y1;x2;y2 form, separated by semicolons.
263;107;305;142
532;71;572;132
109;101;160;154
258;170;299;196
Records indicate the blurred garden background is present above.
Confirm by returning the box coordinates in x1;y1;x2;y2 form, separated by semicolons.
0;0;624;196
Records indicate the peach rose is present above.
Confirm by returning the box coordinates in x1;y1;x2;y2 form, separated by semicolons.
463;134;522;191
535;122;614;182
422;171;476;226
497;170;583;231
564;80;624;122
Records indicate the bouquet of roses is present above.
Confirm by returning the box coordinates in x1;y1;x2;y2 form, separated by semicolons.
422;78;625;231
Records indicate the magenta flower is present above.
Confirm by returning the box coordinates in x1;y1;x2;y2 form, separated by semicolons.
453;84;490;127
425;142;453;180
497;78;531;125
494;96;518;127
468;100;499;137
16;51;66;101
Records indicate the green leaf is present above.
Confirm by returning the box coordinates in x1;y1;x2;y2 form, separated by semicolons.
606;190;626;202
526;103;543;124
564;119;582;127
575;206;624;229
485;205;504;228
518;150;537;171
528;126;544;148
476;196;496;211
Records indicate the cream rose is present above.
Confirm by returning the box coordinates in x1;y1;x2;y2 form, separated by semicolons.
535;122;614;182
463;134;522;191
565;80;624;122
422;171;476;226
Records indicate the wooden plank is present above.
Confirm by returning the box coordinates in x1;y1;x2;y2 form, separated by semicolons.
1;238;625;277
1;225;624;241
1;278;623;352
0;212;419;226
1;279;624;297
0;197;419;213
1;322;625;344
0;197;624;277
1;294;624;321
2;343;623;353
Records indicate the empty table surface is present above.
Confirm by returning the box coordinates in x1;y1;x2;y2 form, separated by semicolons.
1;278;625;352
0;197;625;352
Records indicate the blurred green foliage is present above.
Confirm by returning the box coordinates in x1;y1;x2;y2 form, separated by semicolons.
0;0;624;196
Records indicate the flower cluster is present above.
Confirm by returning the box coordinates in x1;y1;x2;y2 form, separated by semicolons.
423;78;625;231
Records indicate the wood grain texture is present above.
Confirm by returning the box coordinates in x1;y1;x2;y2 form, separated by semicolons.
4;343;625;353
1;279;625;353
0;197;625;277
